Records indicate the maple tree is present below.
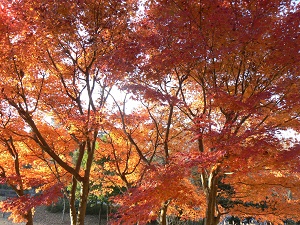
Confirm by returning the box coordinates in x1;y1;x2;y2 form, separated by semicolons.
0;0;136;224
109;0;300;225
0;0;299;225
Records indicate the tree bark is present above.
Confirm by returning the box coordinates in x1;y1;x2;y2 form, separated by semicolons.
205;180;220;225
107;203;109;222
98;201;103;225
76;138;96;225
159;201;169;225
24;209;34;225
69;177;78;225
76;180;90;225
197;135;221;225
202;167;220;225
62;195;66;222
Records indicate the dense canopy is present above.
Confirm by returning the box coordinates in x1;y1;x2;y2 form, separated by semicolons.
0;1;299;225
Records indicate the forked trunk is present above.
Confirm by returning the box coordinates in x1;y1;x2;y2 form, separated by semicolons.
68;179;91;225
204;184;220;225
202;167;221;225
74;140;95;225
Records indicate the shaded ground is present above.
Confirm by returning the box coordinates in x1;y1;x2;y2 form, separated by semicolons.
0;206;107;225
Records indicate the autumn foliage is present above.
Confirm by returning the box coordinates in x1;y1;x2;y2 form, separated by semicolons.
0;0;300;225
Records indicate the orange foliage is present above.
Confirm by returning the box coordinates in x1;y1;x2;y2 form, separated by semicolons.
0;0;299;225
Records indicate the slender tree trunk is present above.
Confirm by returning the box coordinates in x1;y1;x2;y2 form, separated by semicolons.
107;203;109;222
62;195;66;222
70;177;78;225
24;209;34;225
76;138;96;225
76;180;90;225
98;201;103;225
159;201;169;225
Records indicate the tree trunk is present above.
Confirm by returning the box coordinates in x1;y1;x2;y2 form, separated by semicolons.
62;195;66;222
76;138;96;225
107;203;109;222
205;182;220;225
98;201;103;225
76;180;90;225
159;201;169;225
24;209;34;225
70;177;78;225
202;167;221;225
